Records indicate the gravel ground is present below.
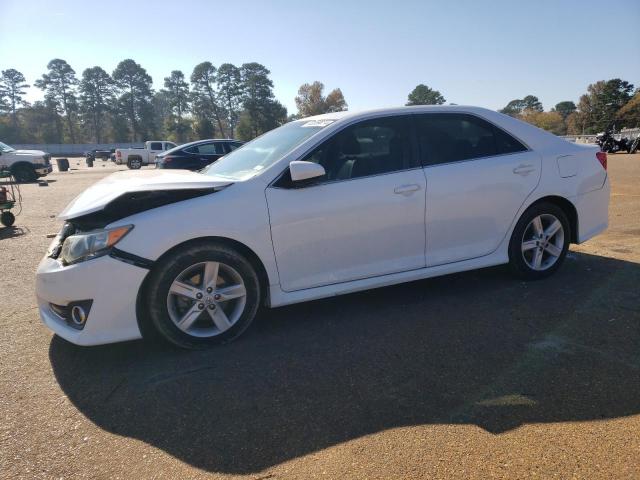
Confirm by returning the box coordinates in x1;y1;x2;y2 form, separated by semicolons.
1;155;639;479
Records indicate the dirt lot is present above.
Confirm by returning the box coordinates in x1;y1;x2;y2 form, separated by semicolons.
1;155;639;479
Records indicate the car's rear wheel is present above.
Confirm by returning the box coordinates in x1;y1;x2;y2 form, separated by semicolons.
508;202;570;280
145;242;261;349
128;158;142;169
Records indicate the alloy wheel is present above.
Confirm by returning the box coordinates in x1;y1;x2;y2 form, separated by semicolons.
520;213;565;271
166;261;247;337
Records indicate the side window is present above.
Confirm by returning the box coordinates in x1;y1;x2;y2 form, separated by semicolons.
494;127;527;154
225;142;243;153
149;142;163;151
196;143;220;154
415;114;524;166
302;116;416;182
165;142;177;150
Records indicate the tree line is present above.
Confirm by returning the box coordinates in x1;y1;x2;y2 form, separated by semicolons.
497;79;639;135
403;81;640;135
0;59;294;144
1;61;638;145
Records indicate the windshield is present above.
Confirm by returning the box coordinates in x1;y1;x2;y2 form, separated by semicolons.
0;142;16;153
201;120;331;180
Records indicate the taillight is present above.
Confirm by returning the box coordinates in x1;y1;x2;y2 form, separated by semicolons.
164;157;173;163
116;151;121;158
596;151;607;171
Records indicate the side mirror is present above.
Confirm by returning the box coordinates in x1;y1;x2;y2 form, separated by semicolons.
289;161;325;183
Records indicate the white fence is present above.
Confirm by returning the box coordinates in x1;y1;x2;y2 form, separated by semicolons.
562;128;640;144
10;142;144;156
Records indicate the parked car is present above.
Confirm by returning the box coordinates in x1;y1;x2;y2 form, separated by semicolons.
155;139;244;170
0;141;52;182
36;106;610;349
115;141;177;169
85;149;115;161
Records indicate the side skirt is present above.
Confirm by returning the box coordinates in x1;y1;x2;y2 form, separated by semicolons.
268;250;509;308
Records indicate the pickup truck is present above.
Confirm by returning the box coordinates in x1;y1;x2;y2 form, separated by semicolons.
115;141;177;169
0;141;52;182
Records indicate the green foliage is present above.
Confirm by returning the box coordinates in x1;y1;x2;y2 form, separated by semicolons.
577;79;635;133
237;63;287;140
501;95;543;116
34;59;79;142
5;58;637;146
217;63;243;137
193;118;215;139
553;101;576;119
79;66;114;143
0;69;30;141
406;84;445;106
294;81;347;117
616;92;640;129
162;70;190;142
520;110;565;135
112;59;154;142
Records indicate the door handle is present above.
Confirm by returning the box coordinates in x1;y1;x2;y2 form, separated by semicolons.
394;184;421;195
513;164;536;176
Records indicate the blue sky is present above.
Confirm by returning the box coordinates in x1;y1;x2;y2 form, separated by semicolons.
1;0;638;114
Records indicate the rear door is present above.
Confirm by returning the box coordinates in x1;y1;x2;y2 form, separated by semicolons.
414;113;541;266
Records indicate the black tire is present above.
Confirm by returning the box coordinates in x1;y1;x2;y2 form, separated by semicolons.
11;164;37;183
145;241;261;349
1;211;15;227
508;202;570;280
128;158;142;169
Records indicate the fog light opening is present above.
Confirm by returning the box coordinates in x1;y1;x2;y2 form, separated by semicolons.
70;305;87;326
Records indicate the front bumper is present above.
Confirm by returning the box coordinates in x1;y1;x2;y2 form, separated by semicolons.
36;254;147;346
35;165;53;176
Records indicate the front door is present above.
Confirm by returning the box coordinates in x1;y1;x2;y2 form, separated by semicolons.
266;115;427;292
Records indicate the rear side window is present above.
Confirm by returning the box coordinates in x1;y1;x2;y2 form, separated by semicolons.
225;142;243;152
149;142;163;150
494;127;527;154
415;113;526;166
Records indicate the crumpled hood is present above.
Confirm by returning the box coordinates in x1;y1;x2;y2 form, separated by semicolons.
59;169;232;220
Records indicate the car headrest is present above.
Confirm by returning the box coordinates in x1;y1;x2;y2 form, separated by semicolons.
340;133;361;156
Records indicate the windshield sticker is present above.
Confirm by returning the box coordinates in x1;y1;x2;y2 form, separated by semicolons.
301;119;335;128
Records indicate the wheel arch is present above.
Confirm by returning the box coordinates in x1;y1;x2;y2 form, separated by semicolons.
524;195;578;243
9;161;34;172
135;236;272;341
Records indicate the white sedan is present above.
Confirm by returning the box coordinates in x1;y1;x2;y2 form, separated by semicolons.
36;106;610;348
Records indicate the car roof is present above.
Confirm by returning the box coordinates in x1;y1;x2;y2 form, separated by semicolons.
295;105;501;123
178;139;241;148
294;105;574;152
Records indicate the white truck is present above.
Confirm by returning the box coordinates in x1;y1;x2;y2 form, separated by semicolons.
0;141;52;182
115;141;177;169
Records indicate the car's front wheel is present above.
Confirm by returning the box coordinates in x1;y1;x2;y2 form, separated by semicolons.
508;202;570;280
145;241;261;349
11;164;37;183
